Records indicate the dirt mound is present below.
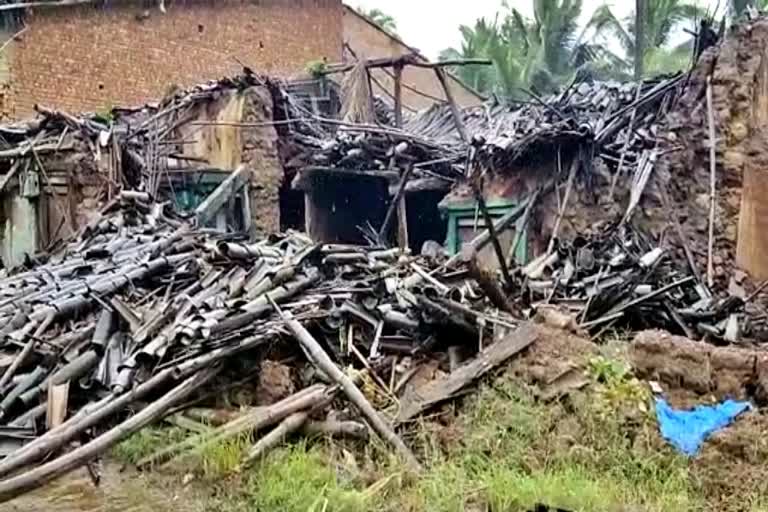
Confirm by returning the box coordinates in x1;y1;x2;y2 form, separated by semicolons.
508;325;598;399
694;410;768;510
630;330;768;403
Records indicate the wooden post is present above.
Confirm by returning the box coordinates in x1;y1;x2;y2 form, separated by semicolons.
706;77;717;288
393;64;403;129
396;195;409;251
434;67;468;143
378;165;414;247
391;61;407;252
280;310;422;472
635;0;645;79
472;185;512;288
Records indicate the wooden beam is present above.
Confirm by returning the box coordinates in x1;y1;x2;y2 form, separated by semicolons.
397;323;538;422
396;193;409;251
393;64;403;129
323;55;492;75
473;185;512;287
378;165;415;245
194;165;248;225
434;67;469;143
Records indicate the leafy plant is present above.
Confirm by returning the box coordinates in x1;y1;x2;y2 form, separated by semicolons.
306;60;327;78
356;7;398;35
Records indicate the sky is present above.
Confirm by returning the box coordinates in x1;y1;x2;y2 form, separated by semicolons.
348;0;718;60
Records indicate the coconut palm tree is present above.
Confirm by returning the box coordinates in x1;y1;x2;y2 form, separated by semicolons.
588;0;705;77
356;7;398;35
440;0;623;98
438;18;503;94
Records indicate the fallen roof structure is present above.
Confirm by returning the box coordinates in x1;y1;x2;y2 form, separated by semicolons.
0;13;765;501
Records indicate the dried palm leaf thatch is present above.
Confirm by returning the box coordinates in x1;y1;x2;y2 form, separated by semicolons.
340;60;375;125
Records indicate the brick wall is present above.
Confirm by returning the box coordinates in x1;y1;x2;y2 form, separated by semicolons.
7;0;342;117
342;7;482;111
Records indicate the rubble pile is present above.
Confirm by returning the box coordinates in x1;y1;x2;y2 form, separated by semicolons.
0;194;530;501
518;223;753;340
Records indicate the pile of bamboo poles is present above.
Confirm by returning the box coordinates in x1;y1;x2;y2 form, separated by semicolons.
0;193;526;502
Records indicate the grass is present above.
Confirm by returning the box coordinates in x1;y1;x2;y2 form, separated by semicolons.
112;426;188;465
112;354;760;511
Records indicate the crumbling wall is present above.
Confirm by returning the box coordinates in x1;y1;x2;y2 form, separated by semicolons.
660;18;768;283
241;86;282;235
631;330;768;403
443;156;627;261
172;85;282;234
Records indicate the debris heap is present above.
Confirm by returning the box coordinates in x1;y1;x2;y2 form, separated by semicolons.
0;194;529;501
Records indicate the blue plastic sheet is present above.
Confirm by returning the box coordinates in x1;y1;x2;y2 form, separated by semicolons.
655;398;752;456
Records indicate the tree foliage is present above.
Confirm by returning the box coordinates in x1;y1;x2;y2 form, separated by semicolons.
587;0;704;77
440;0;707;99
356;7;398;36
440;0;626;100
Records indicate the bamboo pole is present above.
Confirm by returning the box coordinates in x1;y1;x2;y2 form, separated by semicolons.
706;77;717;289
434;67;468;143
546;157;579;256
280;309;422;472
0;369;216;504
243;412;308;466
137;384;333;469
0;368;175;479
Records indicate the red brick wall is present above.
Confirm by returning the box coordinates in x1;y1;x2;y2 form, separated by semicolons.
8;0;342;117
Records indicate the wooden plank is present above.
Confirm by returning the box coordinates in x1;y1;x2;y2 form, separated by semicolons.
737;167;768;279
396;323;538;422
46;381;70;430
396;193;409;250
194;165;248;225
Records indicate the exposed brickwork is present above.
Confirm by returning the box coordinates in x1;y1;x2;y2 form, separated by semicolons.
342;6;483;111
8;0;342;117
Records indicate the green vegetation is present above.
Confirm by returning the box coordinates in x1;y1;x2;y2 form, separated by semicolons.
356;7;398;36
306;60;328;78
440;0;708;98
113;426;188;465
731;0;768;16
114;349;768;511
587;0;705;78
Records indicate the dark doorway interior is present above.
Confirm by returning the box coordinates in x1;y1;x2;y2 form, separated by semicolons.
279;181;305;232
406;190;448;254
306;174;389;244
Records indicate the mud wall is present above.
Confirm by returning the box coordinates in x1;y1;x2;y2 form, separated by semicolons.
241;87;282;235
442;155;628;261
175;86;282;234
660;18;768;283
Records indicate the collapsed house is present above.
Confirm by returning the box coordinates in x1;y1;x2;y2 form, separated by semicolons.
0;75;285;267
0;14;766;502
